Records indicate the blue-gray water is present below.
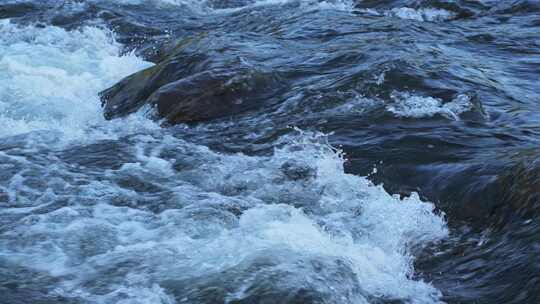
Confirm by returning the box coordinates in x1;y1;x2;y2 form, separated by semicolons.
1;0;539;303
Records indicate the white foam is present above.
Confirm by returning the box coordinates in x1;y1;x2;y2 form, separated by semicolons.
386;7;456;22
387;91;472;120
0;21;155;142
0;130;447;303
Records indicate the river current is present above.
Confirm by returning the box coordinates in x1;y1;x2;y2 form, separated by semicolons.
1;0;539;303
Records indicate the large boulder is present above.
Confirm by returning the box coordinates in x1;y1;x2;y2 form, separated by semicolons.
102;66;283;124
100;34;287;124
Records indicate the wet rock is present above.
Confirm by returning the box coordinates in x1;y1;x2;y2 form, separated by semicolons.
100;35;286;124
280;160;316;181
151;69;282;124
436;152;540;231
489;155;540;229
101;66;284;124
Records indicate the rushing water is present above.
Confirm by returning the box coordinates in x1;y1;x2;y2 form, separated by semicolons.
1;0;539;303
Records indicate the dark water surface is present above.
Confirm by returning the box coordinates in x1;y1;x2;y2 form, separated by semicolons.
1;0;539;303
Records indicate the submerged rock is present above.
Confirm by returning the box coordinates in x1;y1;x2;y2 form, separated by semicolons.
489;155;540;229
150;69;283;124
100;35;286;124
281;160;316;181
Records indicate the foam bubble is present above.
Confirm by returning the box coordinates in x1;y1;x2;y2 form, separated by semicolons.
0;21;154;142
386;7;456;22
387;91;472;120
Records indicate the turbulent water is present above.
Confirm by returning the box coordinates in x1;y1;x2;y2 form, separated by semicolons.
1;0;539;303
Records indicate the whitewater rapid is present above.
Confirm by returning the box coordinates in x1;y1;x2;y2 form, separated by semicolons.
0;15;449;304
0;19;155;141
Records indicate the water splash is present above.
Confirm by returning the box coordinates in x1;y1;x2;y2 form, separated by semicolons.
0;21;155;142
386;7;457;22
387;91;472;120
0;129;448;303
